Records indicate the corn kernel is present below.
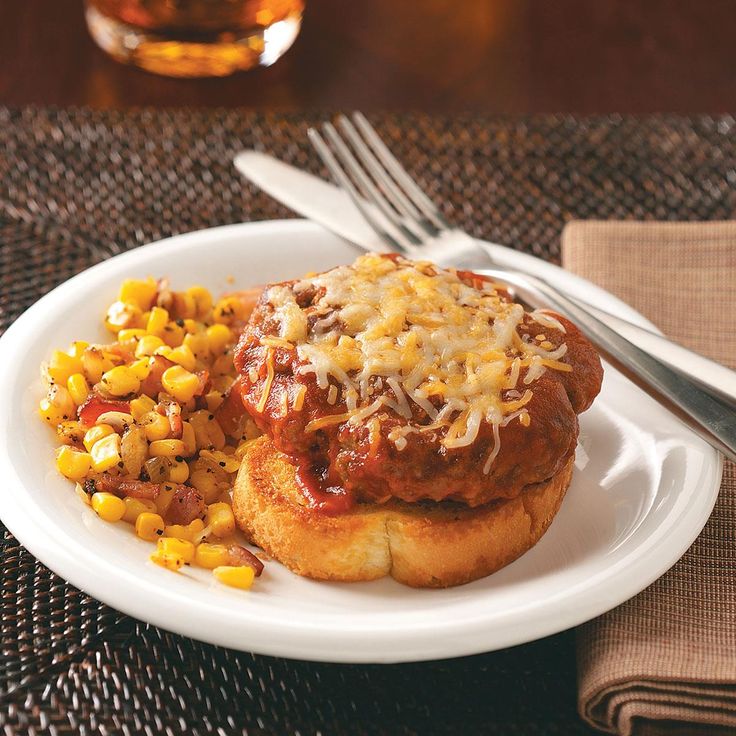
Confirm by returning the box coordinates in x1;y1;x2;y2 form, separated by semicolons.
56;446;92;480
140;411;170;441
150;549;184;571
135;334;166;358
81;347;115;383
201;449;240;473
90;432;122;472
149;438;185;458
211;353;233;377
105;300;143;333
38;385;76;426
189;466;222;503
164;519;205;544
161;365;200;403
121;425;147;477
194;543;230;569
183;331;209;360
83;423;115;452
57;420;85;445
91;492;126;522
100;365;141;397
171;292;197;320
160;321;185;348
187;286;213;319
135;512;165;541
211;375;234;394
213;565;255;590
130;394;156;420
181;422;196;456
183;318;200;334
122;497;157;524
206;324;232;354
117;328;147;343
126;358;151;381
189;410;226;451
47;350;84;385
212;297;243;325
205;502;236;538
166;344;196;372
154;484;176;514
204;391;224;413
68;341;89;359
119;277;157;311
168;458;190;483
156;537;195;564
66;373;90;405
146;306;169;336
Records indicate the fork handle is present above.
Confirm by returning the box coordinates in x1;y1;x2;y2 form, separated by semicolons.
569;297;736;410
481;268;736;463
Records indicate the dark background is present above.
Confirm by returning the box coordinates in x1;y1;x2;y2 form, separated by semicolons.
2;0;736;112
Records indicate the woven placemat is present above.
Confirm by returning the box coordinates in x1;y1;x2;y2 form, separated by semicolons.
1;108;735;735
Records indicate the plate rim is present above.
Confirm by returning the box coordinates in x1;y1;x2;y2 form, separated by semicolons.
0;219;722;663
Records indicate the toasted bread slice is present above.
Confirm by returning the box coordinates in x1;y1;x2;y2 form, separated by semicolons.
233;436;574;588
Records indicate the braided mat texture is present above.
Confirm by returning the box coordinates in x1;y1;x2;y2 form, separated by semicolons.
1;107;735;735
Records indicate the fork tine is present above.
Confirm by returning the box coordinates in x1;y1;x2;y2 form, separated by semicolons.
320;123;427;250
335;114;438;239
307;127;410;254
352;112;451;230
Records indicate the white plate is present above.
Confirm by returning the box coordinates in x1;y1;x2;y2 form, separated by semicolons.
0;220;722;663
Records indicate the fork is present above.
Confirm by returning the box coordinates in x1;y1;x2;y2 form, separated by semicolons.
307;113;736;462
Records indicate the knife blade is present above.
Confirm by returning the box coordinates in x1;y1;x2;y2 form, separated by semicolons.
233;150;736;408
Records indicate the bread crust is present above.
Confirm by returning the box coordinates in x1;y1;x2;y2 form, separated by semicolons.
233;436;574;588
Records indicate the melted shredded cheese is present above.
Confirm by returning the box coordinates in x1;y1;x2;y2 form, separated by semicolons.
256;349;275;413
263;254;572;472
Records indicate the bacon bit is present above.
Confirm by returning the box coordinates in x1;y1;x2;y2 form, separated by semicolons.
227;545;264;577
156;395;183;438
166;485;205;525
215;375;246;435
103;343;135;363
95;475;160;499
194;370;210;397
169;413;183;438
78;394;131;427
155;278;172;310
140;354;175;397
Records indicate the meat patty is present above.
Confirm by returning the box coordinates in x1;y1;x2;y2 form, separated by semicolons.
233;256;602;507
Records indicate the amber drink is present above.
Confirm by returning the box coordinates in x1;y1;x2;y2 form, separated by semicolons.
85;0;304;77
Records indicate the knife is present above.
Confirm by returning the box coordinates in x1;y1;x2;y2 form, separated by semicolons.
234;150;736;408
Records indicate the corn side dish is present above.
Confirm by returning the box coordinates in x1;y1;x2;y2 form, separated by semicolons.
38;276;264;589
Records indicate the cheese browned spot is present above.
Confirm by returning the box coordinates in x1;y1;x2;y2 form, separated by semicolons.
258;254;573;473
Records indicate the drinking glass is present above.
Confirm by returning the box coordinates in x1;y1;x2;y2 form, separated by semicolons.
85;0;304;77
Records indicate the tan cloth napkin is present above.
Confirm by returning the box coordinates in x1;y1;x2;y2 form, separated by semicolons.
562;221;736;736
